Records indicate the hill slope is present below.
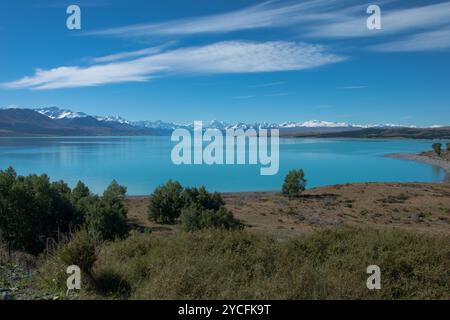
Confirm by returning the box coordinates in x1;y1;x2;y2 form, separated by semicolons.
0;109;156;136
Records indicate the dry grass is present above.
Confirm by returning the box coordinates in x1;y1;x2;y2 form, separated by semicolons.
27;182;450;299
37;228;450;300
126;183;450;239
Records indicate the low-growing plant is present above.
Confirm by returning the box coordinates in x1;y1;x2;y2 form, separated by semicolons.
53;228;450;300
180;204;243;232
58;229;98;275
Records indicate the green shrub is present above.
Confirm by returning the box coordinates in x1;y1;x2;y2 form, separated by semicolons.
93;269;132;297
70;181;93;226
447;143;450;152
282;169;307;198
147;181;236;230
84;180;129;241
58;229;98;275
0;167;129;255
182;186;225;211
0;167;79;254
180;205;242;232
148;180;184;224
432;143;442;156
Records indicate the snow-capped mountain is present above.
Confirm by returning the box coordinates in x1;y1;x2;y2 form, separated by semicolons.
36;107;131;125
0;106;447;137
36;107;89;120
280;120;352;128
132;120;189;130
32;107;428;131
96;115;130;124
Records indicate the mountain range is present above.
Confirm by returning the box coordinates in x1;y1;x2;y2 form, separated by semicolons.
0;106;448;137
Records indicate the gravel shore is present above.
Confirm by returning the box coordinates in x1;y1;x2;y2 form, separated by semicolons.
385;151;450;178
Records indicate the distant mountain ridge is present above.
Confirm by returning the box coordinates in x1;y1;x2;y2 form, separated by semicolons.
0;106;448;137
0;108;155;136
33;106;431;131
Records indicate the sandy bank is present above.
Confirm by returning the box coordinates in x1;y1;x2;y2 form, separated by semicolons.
385;151;450;176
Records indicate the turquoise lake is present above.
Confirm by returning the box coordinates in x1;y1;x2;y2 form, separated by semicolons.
0;137;447;195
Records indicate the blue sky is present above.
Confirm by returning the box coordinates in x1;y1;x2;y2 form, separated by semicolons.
1;0;449;126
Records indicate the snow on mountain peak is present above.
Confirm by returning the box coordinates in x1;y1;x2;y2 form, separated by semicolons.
36;107;88;120
31;107;433;130
95;115;130;124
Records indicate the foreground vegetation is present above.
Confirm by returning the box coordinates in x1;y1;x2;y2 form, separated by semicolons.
0;168;243;256
0;167;129;254
36;228;450;300
148;180;243;231
1;167;449;300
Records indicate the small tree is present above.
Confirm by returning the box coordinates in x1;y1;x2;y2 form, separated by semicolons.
85;180;129;241
182;186;225;211
70;181;92;226
282;169;307;198
0;167;79;254
148;180;184;224
447;143;450;152
432;143;442;156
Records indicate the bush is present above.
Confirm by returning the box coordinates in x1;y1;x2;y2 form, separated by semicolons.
182;186;225;211
58;229;98;275
180;204;242;232
0;168;129;254
84;180;129;241
282;169;307;198
147;181;237;230
148;180;184;224
447;143;450;152
432;143;442;156
0;167;79;254
70;181;93;226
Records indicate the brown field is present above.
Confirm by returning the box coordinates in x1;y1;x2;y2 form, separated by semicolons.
126;182;450;239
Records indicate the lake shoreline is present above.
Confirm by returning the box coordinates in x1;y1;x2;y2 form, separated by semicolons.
384;151;450;178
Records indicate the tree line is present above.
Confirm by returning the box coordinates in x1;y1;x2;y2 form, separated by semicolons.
1;166;308;255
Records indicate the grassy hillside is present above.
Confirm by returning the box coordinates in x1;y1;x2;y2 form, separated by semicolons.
38;228;450;300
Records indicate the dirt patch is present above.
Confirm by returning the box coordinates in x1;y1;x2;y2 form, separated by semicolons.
126;182;450;239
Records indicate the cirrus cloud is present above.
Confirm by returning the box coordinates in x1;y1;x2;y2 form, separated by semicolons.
3;41;346;90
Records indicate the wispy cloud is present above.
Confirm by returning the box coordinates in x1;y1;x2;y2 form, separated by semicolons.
307;1;450;39
247;81;286;88
91;41;178;63
234;95;256;100
370;27;450;52
339;85;367;90
233;92;290;99
264;92;290;97
87;0;347;37
86;0;450;54
2;41;345;90
34;0;112;8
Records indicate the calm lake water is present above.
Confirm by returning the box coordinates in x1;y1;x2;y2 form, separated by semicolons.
0;136;447;195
